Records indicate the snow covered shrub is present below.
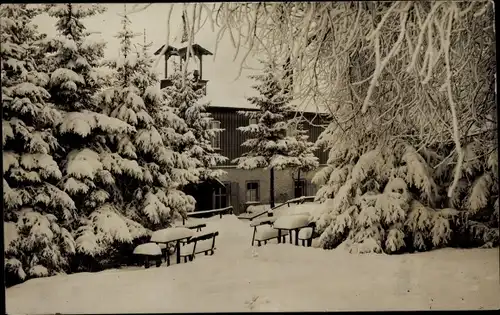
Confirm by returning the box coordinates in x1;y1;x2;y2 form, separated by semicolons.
71;203;149;271
443;145;499;248
4;211;76;286
312;141;497;254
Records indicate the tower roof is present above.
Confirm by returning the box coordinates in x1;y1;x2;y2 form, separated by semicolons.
155;9;213;58
176;43;213;57
153;44;178;56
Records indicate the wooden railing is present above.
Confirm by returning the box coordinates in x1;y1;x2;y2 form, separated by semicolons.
182;206;233;225
237;196;316;221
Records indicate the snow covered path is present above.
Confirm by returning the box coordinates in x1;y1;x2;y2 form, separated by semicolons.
6;215;500;313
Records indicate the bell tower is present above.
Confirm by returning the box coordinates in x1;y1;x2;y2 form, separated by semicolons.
154;11;212;94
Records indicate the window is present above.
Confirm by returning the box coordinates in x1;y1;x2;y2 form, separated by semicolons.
294;179;307;198
246;181;260;202
213;183;229;209
249;118;257;125
210;120;221;149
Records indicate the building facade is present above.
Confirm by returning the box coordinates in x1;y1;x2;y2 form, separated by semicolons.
207;105;328;214
154;41;329;215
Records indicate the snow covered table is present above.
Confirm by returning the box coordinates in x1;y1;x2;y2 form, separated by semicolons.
150;228;194;266
249;216;278;227
273;214;311;245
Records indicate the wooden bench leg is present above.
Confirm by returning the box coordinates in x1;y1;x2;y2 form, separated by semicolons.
308;239;312;247
295;229;299;246
278;230;282;244
156;257;161;267
252;227;257;246
257;241;261;247
176;241;182;264
210;250;214;255
264;240;267;245
144;256;150;269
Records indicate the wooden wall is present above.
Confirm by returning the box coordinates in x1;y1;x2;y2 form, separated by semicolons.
208;106;329;166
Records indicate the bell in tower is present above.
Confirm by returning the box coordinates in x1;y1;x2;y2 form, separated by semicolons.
154;10;213;94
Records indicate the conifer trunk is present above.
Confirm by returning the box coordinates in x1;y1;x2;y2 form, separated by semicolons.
270;167;275;210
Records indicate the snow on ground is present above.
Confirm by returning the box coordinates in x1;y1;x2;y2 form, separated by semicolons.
6;211;500;313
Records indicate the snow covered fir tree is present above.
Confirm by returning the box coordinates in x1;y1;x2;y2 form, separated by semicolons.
1;4;78;285
233;61;319;208
162;65;228;197
99;5;196;232
165;69;228;176
41;3;156;272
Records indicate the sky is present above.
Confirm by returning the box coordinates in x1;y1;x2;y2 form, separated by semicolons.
32;3;327;113
33;3;261;109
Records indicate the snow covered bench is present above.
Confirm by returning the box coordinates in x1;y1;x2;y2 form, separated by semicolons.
252;224;289;246
150;227;194;265
238;196;315;221
133;243;163;268
183;206;233;224
182;222;207;232
179;231;219;263
298;222;316;247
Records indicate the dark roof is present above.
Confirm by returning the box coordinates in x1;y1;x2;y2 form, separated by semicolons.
177;44;213;57
154;43;213;57
206;105;330;117
154;45;178;56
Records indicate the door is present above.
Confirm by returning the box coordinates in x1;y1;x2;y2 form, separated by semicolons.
294;179;306;198
213;183;229;209
230;182;240;214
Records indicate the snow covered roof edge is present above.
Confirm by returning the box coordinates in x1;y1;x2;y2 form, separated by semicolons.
206;103;330;115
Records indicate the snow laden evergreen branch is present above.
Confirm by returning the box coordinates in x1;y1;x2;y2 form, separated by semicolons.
45;4;106;42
